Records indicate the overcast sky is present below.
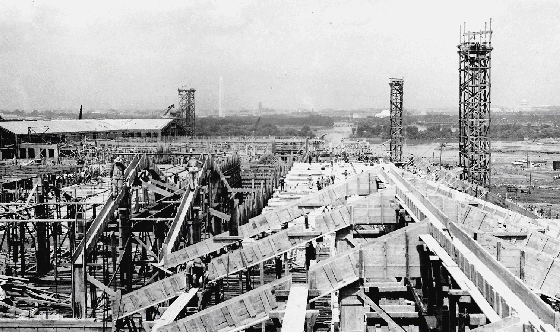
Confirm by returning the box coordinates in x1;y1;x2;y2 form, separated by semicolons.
1;0;559;112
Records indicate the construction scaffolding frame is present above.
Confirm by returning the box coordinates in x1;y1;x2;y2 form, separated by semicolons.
178;88;196;136
389;78;404;163
458;21;493;191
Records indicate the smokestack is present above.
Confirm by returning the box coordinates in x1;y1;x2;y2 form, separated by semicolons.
79;105;83;120
219;77;224;118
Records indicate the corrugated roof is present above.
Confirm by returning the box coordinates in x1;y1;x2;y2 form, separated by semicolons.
0;119;175;135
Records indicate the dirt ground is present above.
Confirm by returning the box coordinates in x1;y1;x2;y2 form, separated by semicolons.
315;125;560;215
366;138;560;216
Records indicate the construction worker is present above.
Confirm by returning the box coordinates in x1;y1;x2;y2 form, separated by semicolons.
192;258;204;287
275;256;283;279
279;177;285;191
186;157;201;190
110;157;125;198
186;260;194;288
305;242;316;271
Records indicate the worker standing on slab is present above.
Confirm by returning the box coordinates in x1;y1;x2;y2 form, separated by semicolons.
192;258;204;287
186;157;201;190
279;177;285;191
275;256;283;279
186;260;194;288
110;157;125;198
305;242;316;271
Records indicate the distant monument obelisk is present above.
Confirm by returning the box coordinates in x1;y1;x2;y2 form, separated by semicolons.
218;76;224;118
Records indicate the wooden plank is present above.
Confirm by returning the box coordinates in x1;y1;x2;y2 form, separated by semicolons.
163;189;195;254
419;234;500;322
365;312;418;318
118;273;188;319
86;274;116;297
281;284;309;332
163;178;380;269
160;277;292;332
357;290;406;332
209;208;231;221
151;288;198;332
244;296;259;317
144;182;176;196
228;187;261;193
388;168;557;331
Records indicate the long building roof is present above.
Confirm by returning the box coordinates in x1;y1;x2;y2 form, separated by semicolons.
0;118;175;135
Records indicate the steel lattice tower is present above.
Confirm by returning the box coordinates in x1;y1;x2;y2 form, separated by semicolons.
178;88;196;136
389;78;404;163
458;22;492;190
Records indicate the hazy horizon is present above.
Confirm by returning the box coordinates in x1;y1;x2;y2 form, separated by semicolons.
1;1;559;111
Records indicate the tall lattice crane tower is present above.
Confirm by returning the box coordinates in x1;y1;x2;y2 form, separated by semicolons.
458;21;492;191
389;78;404;163
178;88;196;136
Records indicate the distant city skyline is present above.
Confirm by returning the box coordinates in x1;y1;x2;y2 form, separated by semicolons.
1;1;559;111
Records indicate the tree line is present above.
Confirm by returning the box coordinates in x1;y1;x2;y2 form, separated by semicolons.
195;115;332;137
354;123;560;140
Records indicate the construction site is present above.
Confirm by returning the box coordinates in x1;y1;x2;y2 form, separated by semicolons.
1;19;560;332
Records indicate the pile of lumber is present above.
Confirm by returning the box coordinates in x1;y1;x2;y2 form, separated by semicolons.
0;275;71;318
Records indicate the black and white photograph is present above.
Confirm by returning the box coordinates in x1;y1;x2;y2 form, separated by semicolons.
0;1;559;331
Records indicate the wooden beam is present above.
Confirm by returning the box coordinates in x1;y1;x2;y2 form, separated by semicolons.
363;282;407;293
388;167;557;331
274;289;321;298
229;188;260;193
131;233;157;259
163;189;195;255
150;178;181;193
117;273;188;319
281;284;309;332
151;288;198;332
420;234;500;322
209;208;231;221
212;235;244;241
268;309;319;324
357;290;406;332
365;312;418;318
287;231;322;238
86;274;116;297
0;218;83;223
149;262;173;275
143;182;175;197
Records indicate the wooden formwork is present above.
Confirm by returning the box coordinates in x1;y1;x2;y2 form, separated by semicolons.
116;273;187;319
158;277;292;332
428;194;541;234
309;222;428;302
477;229;560;298
164;168;385;270
351;187;398;225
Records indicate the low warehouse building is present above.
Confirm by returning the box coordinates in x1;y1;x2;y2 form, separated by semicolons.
0;118;186;159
